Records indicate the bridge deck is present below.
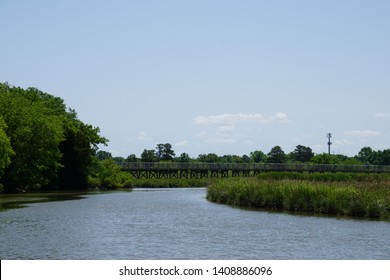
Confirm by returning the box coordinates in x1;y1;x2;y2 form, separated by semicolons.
118;162;390;179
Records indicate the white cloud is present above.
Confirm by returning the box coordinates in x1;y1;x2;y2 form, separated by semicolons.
137;131;148;141
274;112;290;123
195;131;207;138
206;137;236;144
194;113;265;125
194;112;290;125
374;112;390;119
344;130;381;137
195;126;239;144
218;125;236;133
126;131;153;143
334;139;354;146
193;112;291;147
175;140;188;147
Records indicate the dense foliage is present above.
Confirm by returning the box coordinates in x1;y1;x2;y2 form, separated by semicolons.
0;83;107;192
0;116;14;178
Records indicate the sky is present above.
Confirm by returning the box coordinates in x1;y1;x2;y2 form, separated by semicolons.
1;0;390;158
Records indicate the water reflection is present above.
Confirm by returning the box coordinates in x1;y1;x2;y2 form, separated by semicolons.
0;192;88;212
0;188;389;259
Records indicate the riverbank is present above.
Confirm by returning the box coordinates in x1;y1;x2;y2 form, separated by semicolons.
206;172;390;221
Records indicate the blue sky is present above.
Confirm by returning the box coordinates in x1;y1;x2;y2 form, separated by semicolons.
1;0;390;157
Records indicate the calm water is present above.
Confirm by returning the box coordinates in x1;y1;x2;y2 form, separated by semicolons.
0;188;389;259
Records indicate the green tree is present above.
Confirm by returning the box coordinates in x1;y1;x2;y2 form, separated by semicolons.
0;86;64;190
291;145;314;162
155;143;175;161
58;119;107;189
250;150;267;163
0;83;107;191
94;158;132;189
141;149;158;162
310;153;341;164
96;150;113;160
242;154;251;163
267;146;286;163
220;155;234;163
382;149;390;165
342;157;362;165
0;116;14;179
356;147;383;165
219;154;246;163
125;154;139;162
113;156;125;163
175;152;191;162
357;147;374;163
197;153;219;163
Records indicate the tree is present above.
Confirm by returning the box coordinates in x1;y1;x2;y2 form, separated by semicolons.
94;158;132;189
250;150;267;163
242;154;251;163
291;145;314;162
310;153;341;164
113;156;125;163
342;157;363;165
197;153;219;163
57;118;107;189
0;83;107;191
0;117;14;179
356;147;382;164
382;149;390;165
267;146;286;163
125;154;139;162
155;143;175;161
141;149;158;162
219;154;247;163
175;153;191;162
96;150;112;160
0;85;65;190
357;147;374;163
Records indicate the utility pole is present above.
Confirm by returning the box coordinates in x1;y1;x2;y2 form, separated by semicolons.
327;133;332;154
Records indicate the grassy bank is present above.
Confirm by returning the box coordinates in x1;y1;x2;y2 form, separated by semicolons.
207;173;390;220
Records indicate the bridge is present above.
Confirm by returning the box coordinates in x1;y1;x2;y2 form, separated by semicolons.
118;162;390;179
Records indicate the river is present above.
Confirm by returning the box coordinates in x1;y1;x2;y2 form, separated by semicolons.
0;188;389;259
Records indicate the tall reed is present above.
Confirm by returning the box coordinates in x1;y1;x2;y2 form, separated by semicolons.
207;174;390;220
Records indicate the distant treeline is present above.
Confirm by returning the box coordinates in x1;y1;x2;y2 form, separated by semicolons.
99;143;390;166
2;83;390;193
0;83;107;192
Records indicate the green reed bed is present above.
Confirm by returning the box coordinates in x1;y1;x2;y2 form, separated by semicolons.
207;173;390;220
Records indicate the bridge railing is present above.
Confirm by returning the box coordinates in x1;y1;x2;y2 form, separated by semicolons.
117;162;390;173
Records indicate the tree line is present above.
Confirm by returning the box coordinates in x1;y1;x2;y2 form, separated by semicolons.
2;83;390;192
98;144;390;166
0;83;107;192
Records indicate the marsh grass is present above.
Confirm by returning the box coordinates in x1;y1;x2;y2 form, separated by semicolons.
257;171;390;182
207;173;390;220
